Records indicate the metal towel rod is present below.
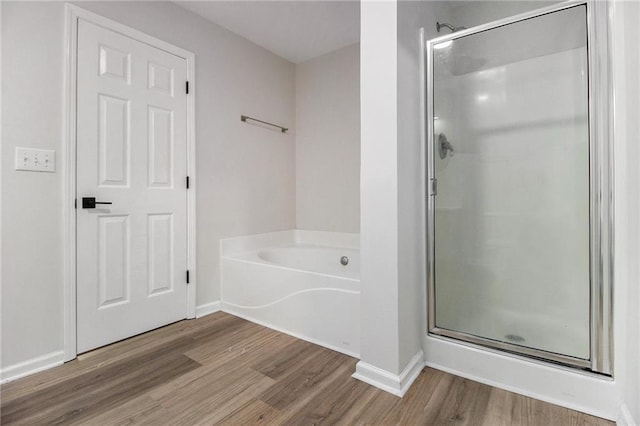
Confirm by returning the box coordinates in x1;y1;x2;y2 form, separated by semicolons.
240;115;288;133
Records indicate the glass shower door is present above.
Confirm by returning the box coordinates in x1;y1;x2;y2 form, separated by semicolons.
429;5;592;364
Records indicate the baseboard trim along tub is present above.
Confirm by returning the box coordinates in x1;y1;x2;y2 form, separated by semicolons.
352;350;425;397
1;351;65;384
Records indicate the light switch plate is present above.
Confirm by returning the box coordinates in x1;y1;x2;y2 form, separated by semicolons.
15;147;56;172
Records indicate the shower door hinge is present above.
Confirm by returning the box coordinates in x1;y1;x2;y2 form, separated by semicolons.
186;81;189;94
429;178;438;196
186;270;190;284
186;176;190;189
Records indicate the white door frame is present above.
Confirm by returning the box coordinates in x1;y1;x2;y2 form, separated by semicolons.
63;3;197;361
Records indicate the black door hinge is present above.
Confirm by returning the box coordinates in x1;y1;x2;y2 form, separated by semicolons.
186;81;189;94
186;176;190;189
186;270;190;284
74;198;77;209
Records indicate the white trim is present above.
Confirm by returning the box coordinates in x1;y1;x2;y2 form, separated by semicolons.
0;0;2;387
195;301;221;318
66;5;194;59
186;51;197;319
617;404;637;426
0;351;65;384
62;3;78;363
352;350;425;397
221;304;360;359
63;3;197;361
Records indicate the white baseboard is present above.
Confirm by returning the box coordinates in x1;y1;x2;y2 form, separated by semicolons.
618;403;638;426
1;304;218;384
1;351;65;384
352;349;425;397
195;301;221;318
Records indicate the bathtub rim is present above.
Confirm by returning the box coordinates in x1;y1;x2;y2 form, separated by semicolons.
221;250;361;282
220;229;360;256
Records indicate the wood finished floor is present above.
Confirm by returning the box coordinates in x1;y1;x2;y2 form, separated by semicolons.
1;312;612;425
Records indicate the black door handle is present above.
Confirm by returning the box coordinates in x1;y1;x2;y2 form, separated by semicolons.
82;197;113;209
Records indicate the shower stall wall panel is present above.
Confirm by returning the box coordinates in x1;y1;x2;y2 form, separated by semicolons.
434;47;590;359
430;4;593;365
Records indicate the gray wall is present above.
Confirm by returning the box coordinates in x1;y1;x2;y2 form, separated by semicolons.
295;44;360;233
1;1;296;370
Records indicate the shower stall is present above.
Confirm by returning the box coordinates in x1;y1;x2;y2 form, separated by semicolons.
424;1;612;375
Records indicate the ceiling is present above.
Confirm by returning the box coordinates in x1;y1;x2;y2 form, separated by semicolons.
177;1;360;64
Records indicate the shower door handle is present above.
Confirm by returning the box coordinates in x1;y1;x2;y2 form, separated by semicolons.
429;179;437;196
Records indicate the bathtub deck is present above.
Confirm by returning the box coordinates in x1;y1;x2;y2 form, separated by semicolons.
1;312;612;425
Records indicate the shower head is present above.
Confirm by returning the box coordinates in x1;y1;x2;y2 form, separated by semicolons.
437;22;467;33
434;21;486;75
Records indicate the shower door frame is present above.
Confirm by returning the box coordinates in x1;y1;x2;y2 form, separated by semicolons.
423;0;613;375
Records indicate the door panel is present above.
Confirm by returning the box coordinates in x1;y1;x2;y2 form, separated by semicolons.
97;215;130;308
147;213;174;296
98;94;130;186
148;106;174;187
76;19;188;353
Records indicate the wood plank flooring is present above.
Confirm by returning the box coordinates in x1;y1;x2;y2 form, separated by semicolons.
0;312;613;425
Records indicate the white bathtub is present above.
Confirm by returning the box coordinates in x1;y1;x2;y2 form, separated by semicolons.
220;230;360;357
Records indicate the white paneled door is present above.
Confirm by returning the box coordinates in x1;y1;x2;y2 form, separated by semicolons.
76;19;189;353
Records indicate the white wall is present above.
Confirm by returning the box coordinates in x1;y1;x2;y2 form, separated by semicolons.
612;1;640;423
1;1;65;371
358;0;401;379
397;0;452;371
295;44;360;233
1;1;295;372
450;1;555;28
356;0;452;392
